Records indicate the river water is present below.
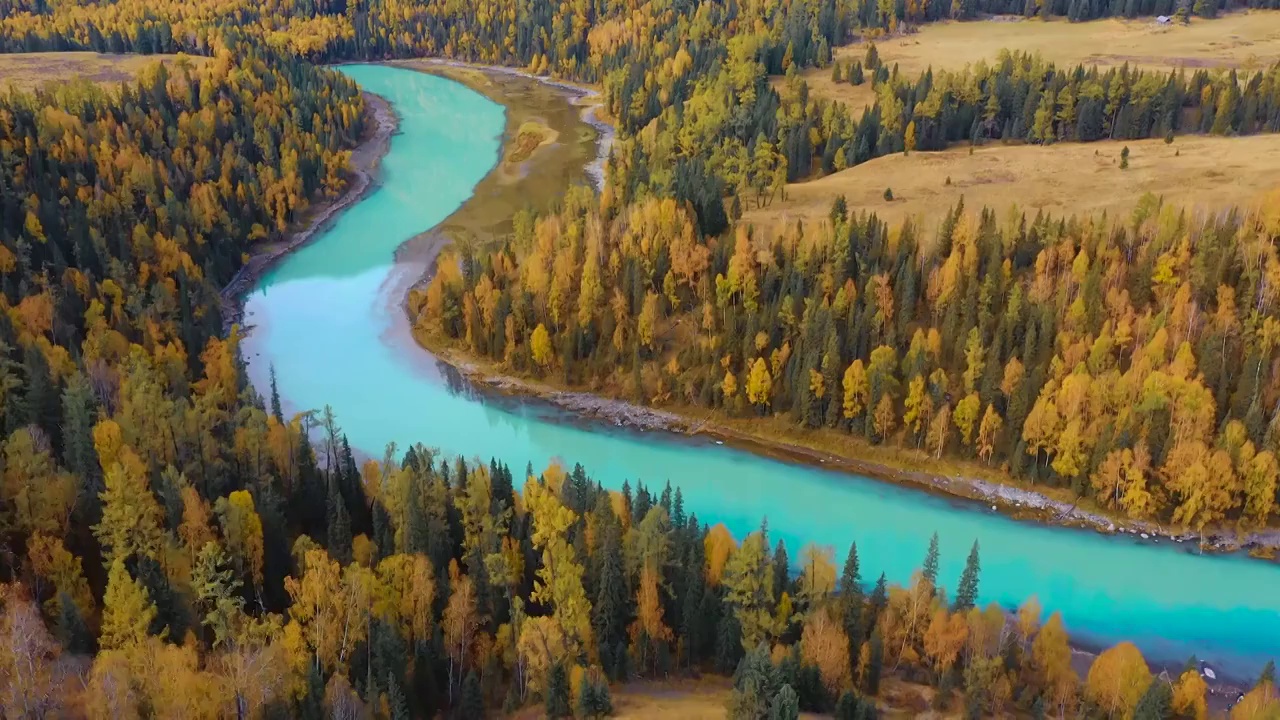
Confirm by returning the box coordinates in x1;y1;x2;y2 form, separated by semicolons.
240;64;1280;678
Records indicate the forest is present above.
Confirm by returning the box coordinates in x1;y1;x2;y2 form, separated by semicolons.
2;0;1280;716
420;185;1280;536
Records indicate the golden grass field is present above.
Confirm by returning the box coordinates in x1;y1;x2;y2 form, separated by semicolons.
0;51;206;92
742;134;1280;233
791;11;1280;114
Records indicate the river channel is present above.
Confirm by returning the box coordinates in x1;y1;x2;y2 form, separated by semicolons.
240;63;1280;679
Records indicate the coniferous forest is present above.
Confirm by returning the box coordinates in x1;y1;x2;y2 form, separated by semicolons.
2;0;1280;717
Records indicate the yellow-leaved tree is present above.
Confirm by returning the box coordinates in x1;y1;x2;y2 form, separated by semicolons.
99;559;159;651
1086;641;1151;720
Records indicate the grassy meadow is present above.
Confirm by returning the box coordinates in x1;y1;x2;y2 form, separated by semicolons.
0;51;207;92
791;11;1280;116
742;135;1280;232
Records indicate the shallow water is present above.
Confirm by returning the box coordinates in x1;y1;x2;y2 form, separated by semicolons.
241;64;1280;678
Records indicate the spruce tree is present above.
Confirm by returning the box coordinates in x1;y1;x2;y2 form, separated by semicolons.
546;663;572;719
1260;660;1276;686
770;684;800;720
56;592;94;655
922;532;941;586
716;611;744;674
839;542;865;669
269;364;284;421
868;573;888;621
387;673;411;720
61;374;101;518
326;477;352;563
839;542;863;600
672;487;686;529
864;629;884;696
680;543;708;667
729;644;778;720
20;343;61;448
459;670;484;720
593;522;627;672
953;540;981;611
301;661;326;720
594;679;613;716
834;691;861;720
772;540;790;598
1132;677;1172;720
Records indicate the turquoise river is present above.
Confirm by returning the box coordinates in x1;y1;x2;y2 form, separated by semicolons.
240;64;1280;678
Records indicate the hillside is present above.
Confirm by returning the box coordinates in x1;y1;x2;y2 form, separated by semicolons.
743;134;1280;232
791;11;1280;115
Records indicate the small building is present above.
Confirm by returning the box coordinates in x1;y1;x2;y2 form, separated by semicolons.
1156;15;1173;23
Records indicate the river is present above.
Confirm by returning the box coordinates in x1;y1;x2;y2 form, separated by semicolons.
239;64;1280;679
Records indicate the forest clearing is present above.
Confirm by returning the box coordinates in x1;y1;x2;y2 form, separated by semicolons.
742;134;1280;232
0;50;205;91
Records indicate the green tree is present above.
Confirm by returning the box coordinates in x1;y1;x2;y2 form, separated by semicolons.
723;531;776;649
546;662;571;718
770;684;800;720
1132;677;1172;720
953;540;981;612
922;532;941;587
864;629;884;695
593;521;628;668
728;643;779;719
459;671;484;720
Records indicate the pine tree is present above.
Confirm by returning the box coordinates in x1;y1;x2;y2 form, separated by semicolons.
459;670;484;720
672;487;686;530
771;684;800;720
56;591;94;655
839;542;865;670
60;374;100;514
1132;677;1172;720
1261;660;1276;686
864;629;884;696
922;532;940;586
326;477;352;563
302;661;325;720
269;364;284;421
546;663;572;719
716;611;744;674
869;573;888;621
772;540;790;598
387;673;411;720
839;543;862;600
952;540;981;611
20;343;61;448
677;544;706;666
729;643;779;719
594;522;628;672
